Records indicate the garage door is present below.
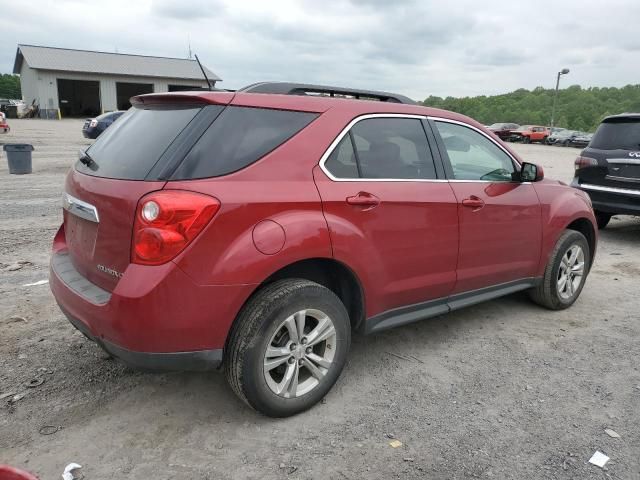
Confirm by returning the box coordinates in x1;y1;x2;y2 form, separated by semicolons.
57;79;101;117
116;83;154;110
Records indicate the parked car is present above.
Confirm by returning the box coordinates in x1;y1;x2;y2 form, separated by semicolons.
568;132;593;149
82;111;125;139
572;113;640;228
50;83;597;417
0;112;9;133
548;129;579;146
487;122;520;140
510;125;550;143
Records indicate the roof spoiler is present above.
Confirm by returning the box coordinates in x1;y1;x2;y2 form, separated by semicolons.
238;82;416;105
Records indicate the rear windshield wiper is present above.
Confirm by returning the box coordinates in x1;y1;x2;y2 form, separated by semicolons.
78;149;95;167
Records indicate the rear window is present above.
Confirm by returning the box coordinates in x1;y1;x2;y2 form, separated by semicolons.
590;119;640;150
78;105;201;180
171;106;318;180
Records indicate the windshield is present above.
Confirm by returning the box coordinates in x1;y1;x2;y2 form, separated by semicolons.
590;119;640;150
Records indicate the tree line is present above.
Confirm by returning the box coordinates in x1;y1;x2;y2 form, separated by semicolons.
0;74;21;99
423;84;640;133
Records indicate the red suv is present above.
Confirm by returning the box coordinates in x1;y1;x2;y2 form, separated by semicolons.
510;125;550;143
50;83;597;417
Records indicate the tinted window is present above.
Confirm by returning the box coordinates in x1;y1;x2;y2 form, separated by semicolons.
324;135;359;178
80;105;201;180
348;118;437;179
590;119;640;150
435;121;516;181
173;106;317;180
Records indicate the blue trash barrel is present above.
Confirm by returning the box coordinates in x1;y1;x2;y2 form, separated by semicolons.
3;144;34;174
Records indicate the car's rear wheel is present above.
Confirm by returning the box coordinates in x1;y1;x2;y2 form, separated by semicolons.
595;211;612;229
529;230;590;310
225;279;350;417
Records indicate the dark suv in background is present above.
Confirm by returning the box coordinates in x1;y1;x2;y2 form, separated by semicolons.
82;110;125;139
573;113;640;228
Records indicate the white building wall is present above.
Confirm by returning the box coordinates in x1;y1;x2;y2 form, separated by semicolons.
19;66;210;118
18;62;39;105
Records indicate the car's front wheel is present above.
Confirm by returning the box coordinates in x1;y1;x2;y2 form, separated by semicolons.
225;279;351;417
523;136;531;144
529;230;590;310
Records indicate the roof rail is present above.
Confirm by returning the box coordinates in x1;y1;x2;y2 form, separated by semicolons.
238;82;416;105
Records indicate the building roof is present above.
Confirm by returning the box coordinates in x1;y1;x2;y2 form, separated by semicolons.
13;44;221;82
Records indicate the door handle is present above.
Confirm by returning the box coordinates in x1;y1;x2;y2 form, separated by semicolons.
346;192;380;208
462;196;485;210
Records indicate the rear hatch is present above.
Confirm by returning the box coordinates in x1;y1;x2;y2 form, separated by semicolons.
63;95;231;291
577;116;640;189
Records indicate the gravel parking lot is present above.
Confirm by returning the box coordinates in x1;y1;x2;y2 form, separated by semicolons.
1;119;638;479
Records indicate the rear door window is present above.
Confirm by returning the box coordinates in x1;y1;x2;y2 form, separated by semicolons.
323;117;438;180
78;105;201;180
324;135;359;179
590;119;640;150
171;106;318;180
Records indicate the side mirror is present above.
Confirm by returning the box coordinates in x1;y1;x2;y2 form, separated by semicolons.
520;162;544;182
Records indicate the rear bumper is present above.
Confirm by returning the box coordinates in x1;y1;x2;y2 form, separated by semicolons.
50;248;256;371
61;304;223;371
573;181;640;215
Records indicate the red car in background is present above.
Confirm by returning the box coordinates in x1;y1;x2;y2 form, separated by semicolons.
50;82;597;417
487;122;520;140
0;112;9;133
510;125;550;143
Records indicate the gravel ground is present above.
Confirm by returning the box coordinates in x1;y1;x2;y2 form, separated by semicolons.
0;119;638;479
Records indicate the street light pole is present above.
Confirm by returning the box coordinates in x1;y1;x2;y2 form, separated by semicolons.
550;68;570;129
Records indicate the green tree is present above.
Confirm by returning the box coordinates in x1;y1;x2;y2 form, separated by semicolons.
422;84;640;132
0;74;21;99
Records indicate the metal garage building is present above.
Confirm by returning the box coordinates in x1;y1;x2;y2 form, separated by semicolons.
13;44;222;118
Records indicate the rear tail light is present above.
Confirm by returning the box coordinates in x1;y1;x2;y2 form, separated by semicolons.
89;119;98;127
574;156;598;170
132;190;220;265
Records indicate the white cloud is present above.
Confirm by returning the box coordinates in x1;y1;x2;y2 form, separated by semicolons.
2;0;639;100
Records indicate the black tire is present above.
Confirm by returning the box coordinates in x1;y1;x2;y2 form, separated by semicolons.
541;136;548;144
595;211;612;229
225;279;351;417
523;136;531;144
529;230;590;310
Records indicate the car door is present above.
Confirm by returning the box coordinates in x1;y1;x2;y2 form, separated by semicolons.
430;119;542;294
313;114;459;318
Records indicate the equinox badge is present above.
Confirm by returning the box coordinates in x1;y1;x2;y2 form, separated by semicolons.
97;264;123;278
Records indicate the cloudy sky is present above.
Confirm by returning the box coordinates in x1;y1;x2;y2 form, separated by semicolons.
2;0;639;100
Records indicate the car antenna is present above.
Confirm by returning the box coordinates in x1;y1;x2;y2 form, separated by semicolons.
194;54;213;91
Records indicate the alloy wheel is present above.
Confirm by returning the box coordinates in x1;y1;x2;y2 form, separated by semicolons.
557;244;585;300
263;309;337;398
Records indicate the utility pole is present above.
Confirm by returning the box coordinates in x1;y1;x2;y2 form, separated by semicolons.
550;68;570;129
